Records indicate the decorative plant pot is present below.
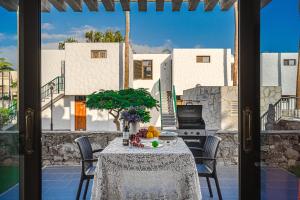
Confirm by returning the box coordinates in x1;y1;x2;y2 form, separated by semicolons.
130;122;140;135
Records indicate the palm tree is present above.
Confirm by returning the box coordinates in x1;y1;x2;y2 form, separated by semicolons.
114;31;124;42
94;31;103;42
0;58;13;107
232;1;238;86
296;42;300;109
124;11;130;89
103;30;115;42
85;30;94;42
58;37;78;50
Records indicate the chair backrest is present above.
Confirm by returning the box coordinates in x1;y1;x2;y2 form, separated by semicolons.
75;136;93;171
202;136;221;171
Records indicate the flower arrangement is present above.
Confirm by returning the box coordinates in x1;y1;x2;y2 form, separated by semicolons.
120;107;151;124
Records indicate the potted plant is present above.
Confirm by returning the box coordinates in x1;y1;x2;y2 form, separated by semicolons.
120;107;151;134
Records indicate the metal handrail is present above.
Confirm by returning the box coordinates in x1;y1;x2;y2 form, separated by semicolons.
41;76;64;100
261;96;300;130
172;85;177;115
158;79;163;127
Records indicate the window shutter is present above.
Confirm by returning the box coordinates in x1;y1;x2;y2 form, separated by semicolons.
134;60;142;79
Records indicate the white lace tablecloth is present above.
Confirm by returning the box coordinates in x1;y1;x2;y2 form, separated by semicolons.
91;137;202;200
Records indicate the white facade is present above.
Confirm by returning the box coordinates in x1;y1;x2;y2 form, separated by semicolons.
133;54;172;91
41;45;298;131
172;48;233;95
261;52;298;96
42;43;133;131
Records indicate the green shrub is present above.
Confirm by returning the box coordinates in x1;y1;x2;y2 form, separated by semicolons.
0;108;10;128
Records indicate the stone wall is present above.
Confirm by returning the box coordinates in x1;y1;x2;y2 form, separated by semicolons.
182;86;281;131
261;130;300;168
216;130;300;169
3;130;297;169
0;131;19;166
220;87;238;130
42;131;121;166
183;86;221;130
260;86;282;115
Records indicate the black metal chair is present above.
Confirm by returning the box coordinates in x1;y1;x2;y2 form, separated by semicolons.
190;135;223;200
75;136;104;200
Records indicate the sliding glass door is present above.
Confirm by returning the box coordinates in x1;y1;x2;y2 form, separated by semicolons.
0;0;42;199
260;0;299;199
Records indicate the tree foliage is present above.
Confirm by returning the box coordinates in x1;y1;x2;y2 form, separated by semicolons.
0;107;10;128
86;88;158;130
85;30;124;43
58;37;78;50
0;57;13;70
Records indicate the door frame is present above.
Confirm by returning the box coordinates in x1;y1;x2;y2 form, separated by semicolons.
18;0;42;199
239;0;261;199
16;0;262;199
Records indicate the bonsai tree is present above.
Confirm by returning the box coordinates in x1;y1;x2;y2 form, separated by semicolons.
86;88;158;131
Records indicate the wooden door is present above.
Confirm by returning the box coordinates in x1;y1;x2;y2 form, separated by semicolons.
75;97;86;130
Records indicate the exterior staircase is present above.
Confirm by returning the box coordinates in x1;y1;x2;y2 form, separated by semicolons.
41;76;65;111
261;96;300;130
159;80;177;130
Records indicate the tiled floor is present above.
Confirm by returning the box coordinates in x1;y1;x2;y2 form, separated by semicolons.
0;165;299;200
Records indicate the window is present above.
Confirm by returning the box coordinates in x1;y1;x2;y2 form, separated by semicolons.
196;56;210;63
283;59;296;66
134;60;153;80
91;50;107;59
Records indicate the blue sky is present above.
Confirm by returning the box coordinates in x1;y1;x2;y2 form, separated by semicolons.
0;0;299;66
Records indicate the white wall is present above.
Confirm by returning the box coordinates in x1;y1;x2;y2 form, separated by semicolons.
41;50;65;85
64;43;124;95
173;48;232;95
133;54;171;91
42;96;73;130
261;52;298;96
86;109;117;131
280;53;298;96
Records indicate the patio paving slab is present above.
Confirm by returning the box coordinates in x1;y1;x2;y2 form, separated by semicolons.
0;165;299;200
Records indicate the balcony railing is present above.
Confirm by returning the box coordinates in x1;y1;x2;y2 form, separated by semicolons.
261;96;300;130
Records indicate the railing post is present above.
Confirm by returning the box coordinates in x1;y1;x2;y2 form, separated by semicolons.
158;79;163;128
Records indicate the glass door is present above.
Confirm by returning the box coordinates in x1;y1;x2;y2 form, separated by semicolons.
260;0;299;199
0;0;42;199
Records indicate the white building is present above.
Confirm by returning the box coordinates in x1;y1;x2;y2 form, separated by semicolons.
172;48;233;95
261;52;298;96
42;43;133;131
41;43;298;131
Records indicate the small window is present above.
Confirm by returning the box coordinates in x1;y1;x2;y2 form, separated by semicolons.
134;60;153;80
283;59;296;66
91;50;107;59
196;56;210;63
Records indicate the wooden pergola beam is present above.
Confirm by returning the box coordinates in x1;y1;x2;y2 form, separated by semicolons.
172;0;182;11
261;0;272;8
0;0;18;11
156;0;164;11
101;0;114;11
65;0;82;11
219;0;236;11
204;0;218;11
120;0;130;11
41;0;51;12
84;0;98;11
48;0;67;11
138;0;147;11
188;0;199;11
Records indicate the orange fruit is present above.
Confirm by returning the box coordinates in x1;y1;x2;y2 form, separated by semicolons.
146;131;154;138
153;130;160;137
148;126;156;132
